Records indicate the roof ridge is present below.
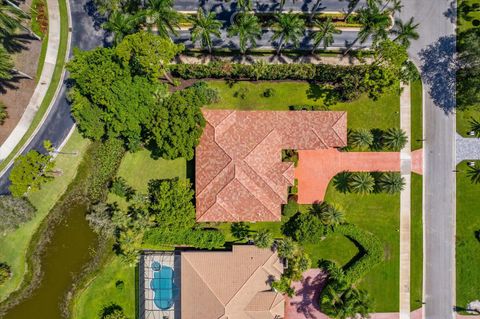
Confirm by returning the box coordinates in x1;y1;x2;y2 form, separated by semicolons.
330;111;348;146
310;127;329;149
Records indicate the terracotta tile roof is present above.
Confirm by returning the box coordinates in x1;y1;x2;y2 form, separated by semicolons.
181;245;284;319
196;110;347;222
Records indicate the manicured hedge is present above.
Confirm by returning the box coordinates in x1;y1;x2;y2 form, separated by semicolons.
335;224;384;283
143;228;226;250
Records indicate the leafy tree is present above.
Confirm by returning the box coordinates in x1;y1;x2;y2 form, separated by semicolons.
383;127;408;150
253;229;274;248
146;88;206;160
271;12;305;55
144;0;181;38
457;28;480;110
320;280;372;319
103;11;141;45
310;17;341;53
282;212;325;243
0;195;36;233
231;222;250;240
378;172;405;194
349;172;375;195
349;128;373;149
86;202;118;236
9;150;54;197
100;304;129;319
110;177;135;199
391;17;419;48
227;13;262;54
0;101;7;124
115;31;183;83
190;9;222;53
0;46;13;81
467;165;480;184
0;263;11;285
276;237;297;258
148;178;196;231
333;171;352;193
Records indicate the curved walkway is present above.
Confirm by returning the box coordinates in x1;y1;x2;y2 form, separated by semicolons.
0;0;62;161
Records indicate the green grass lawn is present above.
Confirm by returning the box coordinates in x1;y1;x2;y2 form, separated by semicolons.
456;161;480;310
411;173;423;310
324;181;400;312
206;80;400;130
72;256;136;319
0;130;90;303
72;150;186;319
411;80;423;151
303;233;359;268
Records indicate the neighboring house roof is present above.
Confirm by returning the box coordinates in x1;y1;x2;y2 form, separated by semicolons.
181;245;285;319
196;110;347;222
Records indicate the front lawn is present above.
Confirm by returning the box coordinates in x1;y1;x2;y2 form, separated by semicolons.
0;130;90;303
323;181;400;312
411;173;423;309
456;161;480;310
411;80;423;151
206;80;400;130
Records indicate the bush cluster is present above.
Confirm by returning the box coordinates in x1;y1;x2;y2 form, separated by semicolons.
335;224;383;284
144;228;225;250
282;212;327;243
0;195;36;233
87;139;126;203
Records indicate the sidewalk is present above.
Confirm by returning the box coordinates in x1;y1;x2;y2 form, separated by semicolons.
0;0;61;160
399;82;412;319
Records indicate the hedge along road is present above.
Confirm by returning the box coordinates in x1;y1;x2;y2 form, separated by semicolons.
0;0;106;194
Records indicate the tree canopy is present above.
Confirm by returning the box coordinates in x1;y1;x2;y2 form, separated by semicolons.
9;150;54;197
457;28;480;110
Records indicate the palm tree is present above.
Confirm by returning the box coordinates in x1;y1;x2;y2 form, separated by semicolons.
469;117;480;137
378;172;405;194
0;46;13;80
253;229;274;248
271;12;305;55
333;171;352;193
144;0;182;38
349;172;375;194
276;237;297;258
310;17;342;53
320;282;372;319
309;0;323;22
467;165;480;184
0;2;39;40
319;203;345;228
325;261;346;282
228;14;261;54
231;222;250;240
383;128;408;150
237;0;252;11
349;128;373;149
391;17;419;48
102;11;141;45
348;3;390;52
190;9;222;53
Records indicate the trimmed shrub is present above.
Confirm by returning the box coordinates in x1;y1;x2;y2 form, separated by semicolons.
0;195;36;233
188;81;220;104
282;198;299;216
263;87;276;97
143;228;226;249
87;138;126;203
282;212;326;243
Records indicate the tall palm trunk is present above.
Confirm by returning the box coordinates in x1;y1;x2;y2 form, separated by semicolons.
12;68;33;79
309;0;322;22
276;35;284;55
343;36;359;55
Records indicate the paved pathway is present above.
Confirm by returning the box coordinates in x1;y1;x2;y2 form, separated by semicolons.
0;0;61;161
455;134;480;165
399;82;412;319
295;148;423;204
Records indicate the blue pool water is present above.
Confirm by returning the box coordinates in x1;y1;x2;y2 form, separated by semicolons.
150;264;175;310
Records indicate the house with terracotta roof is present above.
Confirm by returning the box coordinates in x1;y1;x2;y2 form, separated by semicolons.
140;245;285;319
195;110;347;222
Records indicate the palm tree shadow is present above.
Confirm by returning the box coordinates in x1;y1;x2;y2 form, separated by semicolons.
418;35;456;113
1;34;34;54
288;271;329;319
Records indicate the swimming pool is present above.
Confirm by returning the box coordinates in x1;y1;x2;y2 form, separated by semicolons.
150;263;175;310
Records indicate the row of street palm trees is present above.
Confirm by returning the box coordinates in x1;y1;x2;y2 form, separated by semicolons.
100;0;420;54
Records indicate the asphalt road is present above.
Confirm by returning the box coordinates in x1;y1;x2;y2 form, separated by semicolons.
0;0;106;194
399;0;456;318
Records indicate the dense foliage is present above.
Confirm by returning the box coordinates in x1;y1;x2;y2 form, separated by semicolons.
0;100;7;124
144;228;225;249
347;127;408;151
457;28;480;110
87;138;126;202
282;212;326;243
9;150;54;197
333;171;405;195
0;195;36;233
0;262;11;285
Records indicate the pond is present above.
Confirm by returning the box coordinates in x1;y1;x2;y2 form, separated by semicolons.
2;203;98;319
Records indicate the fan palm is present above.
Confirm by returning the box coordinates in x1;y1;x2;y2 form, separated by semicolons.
349;128;373;149
469;117;480;137
383;127;408;150
378;172;405;194
0;45;13;80
228;14;261;54
144;0;181;38
190;9;222;53
333;171;352;193
391;17;419;48
319;203;345;228
253;229;273;248
102;11;141;45
271;12;305;55
310;17;341;53
467;165;480;184
349;172;375;194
